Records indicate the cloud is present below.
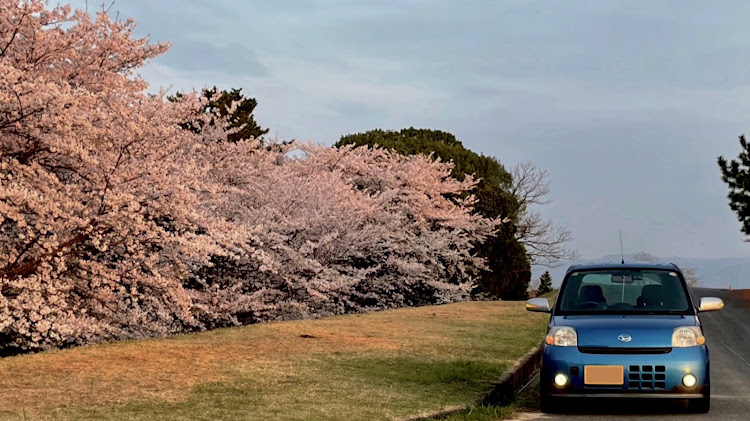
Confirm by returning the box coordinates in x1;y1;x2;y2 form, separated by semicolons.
158;39;268;78
68;1;268;78
68;0;750;259
259;56;445;115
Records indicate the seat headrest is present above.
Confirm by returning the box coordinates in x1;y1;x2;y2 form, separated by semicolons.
580;284;605;302
641;284;664;307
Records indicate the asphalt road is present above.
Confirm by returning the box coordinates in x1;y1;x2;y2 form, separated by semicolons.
518;288;750;420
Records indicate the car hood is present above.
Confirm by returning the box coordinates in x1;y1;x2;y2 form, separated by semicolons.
552;315;698;348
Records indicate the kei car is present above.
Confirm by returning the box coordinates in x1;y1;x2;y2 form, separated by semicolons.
526;262;724;413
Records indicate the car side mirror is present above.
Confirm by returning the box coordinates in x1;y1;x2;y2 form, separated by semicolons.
526;298;550;313
697;297;724;312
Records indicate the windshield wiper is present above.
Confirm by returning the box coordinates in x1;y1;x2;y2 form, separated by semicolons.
558;310;690;316
639;310;689;315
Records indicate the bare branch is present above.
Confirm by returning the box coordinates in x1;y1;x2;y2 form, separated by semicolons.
511;161;577;267
631;251;658;262
511;161;550;208
631;251;701;287
0;8;28;58
682;266;702;287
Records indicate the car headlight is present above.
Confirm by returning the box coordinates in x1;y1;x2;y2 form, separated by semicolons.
546;326;578;347
672;326;705;347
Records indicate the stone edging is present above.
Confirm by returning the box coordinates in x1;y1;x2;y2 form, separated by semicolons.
401;341;544;421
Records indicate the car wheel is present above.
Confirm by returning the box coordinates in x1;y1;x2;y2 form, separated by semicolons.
539;387;562;413
687;396;710;413
539;391;554;413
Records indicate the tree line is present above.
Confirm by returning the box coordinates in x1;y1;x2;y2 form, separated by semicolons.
0;1;573;353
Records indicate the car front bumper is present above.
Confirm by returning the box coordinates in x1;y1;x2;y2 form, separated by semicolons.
541;344;709;398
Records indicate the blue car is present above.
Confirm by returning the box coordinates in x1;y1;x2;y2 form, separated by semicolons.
526;263;724;413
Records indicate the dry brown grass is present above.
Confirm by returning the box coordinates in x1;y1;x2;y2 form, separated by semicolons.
0;300;547;420
0;323;399;409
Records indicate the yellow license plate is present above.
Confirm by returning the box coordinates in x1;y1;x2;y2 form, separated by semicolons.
584;365;624;385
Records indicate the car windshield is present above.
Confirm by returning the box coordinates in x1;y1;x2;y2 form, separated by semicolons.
555;268;693;315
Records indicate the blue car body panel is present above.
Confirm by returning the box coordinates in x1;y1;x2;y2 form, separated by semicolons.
542;345;708;398
539;263;711;401
556;315;698;348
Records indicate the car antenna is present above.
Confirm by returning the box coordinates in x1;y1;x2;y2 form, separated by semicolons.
619;229;626;303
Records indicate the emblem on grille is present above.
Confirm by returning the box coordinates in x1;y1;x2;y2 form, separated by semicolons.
617;334;632;343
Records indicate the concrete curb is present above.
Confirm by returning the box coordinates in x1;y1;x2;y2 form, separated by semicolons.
482;341;543;406
401;341;544;421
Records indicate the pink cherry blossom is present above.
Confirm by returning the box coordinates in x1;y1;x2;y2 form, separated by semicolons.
0;1;502;351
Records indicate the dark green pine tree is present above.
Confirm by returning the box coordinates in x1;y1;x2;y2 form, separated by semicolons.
336;127;532;300
537;271;553;295
168;87;268;143
718;135;750;238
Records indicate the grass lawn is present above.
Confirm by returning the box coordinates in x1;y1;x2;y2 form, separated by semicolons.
0;299;549;421
430;378;541;421
427;291;556;421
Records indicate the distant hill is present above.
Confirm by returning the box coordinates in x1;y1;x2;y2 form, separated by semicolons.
532;254;750;290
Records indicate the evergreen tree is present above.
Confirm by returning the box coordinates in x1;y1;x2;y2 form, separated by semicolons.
537;271;553;295
718;135;750;238
336;127;531;300
168;87;268;143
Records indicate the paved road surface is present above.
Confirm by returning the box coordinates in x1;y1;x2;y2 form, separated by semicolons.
518;288;750;420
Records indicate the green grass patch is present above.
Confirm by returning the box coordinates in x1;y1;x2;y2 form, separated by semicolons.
437;406;514;421
0;300;548;421
432;375;541;421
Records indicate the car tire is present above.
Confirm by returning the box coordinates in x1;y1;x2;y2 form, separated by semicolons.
687;396;710;413
539;387;563;413
539;392;554;413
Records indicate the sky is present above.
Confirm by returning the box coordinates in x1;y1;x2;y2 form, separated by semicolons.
70;0;750;260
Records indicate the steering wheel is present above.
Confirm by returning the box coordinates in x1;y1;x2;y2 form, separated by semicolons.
579;301;603;309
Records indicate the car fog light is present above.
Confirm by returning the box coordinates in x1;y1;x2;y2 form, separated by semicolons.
682;373;697;388
554;373;569;388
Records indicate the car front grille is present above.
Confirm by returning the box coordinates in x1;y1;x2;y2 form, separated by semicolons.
628;365;667;390
578;347;672;354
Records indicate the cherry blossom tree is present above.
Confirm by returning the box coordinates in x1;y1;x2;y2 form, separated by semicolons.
0;0;237;350
1;0;499;352
186;140;498;327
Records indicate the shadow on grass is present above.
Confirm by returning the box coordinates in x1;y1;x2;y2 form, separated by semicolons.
427;373;540;420
433;406;514;421
330;356;506;388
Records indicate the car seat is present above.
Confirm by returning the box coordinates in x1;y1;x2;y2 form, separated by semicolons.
638;284;665;308
578;284;607;308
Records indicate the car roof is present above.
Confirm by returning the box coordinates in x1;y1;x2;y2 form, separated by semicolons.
565;261;681;274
